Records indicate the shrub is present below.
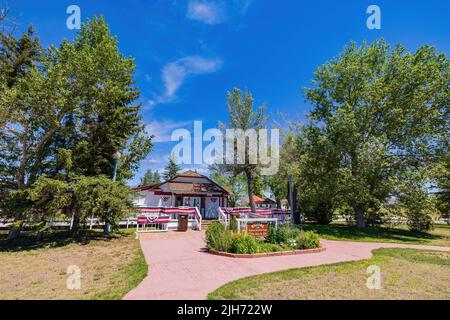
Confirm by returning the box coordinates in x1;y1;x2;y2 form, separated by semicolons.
229;215;238;233
257;242;283;253
229;233;258;254
266;225;277;244
365;207;385;227
266;225;300;244
407;212;434;233
297;231;321;249
205;222;232;252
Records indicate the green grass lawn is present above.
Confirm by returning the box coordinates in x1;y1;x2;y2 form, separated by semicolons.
0;228;147;300
209;248;450;300
301;223;450;247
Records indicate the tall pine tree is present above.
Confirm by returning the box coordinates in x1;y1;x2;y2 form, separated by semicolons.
163;156;180;180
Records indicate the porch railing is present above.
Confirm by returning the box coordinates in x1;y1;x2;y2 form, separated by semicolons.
218;207;229;226
193;206;202;231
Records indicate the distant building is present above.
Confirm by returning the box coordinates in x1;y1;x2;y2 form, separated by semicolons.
244;195;278;209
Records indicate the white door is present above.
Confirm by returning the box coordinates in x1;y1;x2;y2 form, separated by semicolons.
205;197;220;219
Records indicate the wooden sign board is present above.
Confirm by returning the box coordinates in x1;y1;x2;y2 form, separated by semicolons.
247;222;269;239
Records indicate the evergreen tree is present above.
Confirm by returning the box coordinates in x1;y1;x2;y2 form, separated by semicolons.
163;156;180;180
141;169;161;185
153;170;161;183
0;16;153;238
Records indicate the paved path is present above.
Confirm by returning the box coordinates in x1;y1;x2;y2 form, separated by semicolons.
123;230;449;300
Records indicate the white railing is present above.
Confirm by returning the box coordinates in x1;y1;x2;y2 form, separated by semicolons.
135;222;169;238
194;206;202;231
218;207;229;226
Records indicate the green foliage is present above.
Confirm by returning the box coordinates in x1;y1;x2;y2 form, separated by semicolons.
0;16;153;238
229;215;238;232
256;242;284;253
266;225;300;244
217;88;268;212
395;171;435;232
140;169;161;185
29;175;134;233
210;171;247;206
283;39;450;229
433;152;449;221
229;233;259;254
296;231;321;249
163;156;180;181
206;222;320;254
365;208;385;227
205;222;233;252
71;175;135;229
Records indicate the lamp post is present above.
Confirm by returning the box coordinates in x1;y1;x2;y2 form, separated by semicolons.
104;151;121;236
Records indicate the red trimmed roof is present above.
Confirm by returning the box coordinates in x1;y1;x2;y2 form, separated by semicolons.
133;171;230;195
244;195;264;203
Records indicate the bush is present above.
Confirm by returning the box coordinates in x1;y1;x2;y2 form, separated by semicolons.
266;225;300;244
229;215;238;233
205;222;232;252
229;233;258;254
257;242;284;253
297;231;321;249
407;212;433;233
365;208;385;227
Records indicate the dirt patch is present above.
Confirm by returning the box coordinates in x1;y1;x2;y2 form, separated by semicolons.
0;233;143;300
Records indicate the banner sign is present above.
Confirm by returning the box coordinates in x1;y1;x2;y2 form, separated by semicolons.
247;222;269;239
137;214;170;224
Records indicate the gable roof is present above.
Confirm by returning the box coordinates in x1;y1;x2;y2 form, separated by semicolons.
133;170;230;195
178;170;202;177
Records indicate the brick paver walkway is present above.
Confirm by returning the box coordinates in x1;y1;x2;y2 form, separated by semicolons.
123;230;449;300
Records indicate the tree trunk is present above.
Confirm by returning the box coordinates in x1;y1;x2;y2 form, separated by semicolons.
69;211;80;236
7;225;21;240
7;212;22;240
245;169;256;213
355;206;366;229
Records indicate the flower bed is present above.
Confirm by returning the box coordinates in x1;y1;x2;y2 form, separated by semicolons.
208;246;326;258
205;222;322;257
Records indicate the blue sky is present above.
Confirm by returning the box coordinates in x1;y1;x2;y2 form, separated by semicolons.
8;0;450;185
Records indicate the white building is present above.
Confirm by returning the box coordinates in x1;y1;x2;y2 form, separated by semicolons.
133;170;230;219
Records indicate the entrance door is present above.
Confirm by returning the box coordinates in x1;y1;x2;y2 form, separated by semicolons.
205;197;220;219
191;197;201;210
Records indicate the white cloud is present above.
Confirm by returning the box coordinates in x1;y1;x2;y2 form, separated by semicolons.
153;55;222;104
145;119;192;143
187;0;226;25
147;153;171;164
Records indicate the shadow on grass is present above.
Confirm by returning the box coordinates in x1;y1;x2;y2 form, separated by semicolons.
0;228;131;253
302;223;445;244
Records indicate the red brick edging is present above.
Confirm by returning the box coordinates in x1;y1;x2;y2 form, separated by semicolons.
208;246;326;258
